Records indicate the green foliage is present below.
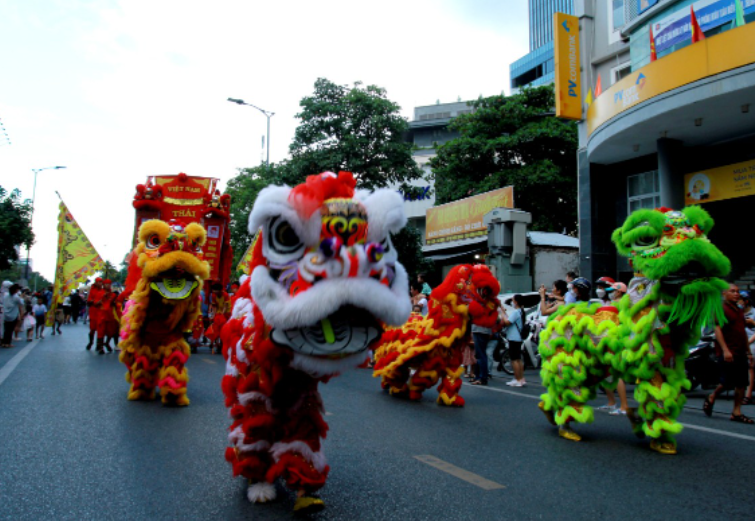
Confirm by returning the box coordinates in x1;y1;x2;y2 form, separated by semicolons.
0;187;34;270
0;264;51;289
225;164;294;272
288;78;423;190
429;86;578;233
225;78;428;273
390;225;434;282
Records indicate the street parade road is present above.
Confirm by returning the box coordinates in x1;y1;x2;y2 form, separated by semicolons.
0;324;753;521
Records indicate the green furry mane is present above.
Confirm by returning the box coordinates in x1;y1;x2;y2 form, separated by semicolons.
667;278;728;331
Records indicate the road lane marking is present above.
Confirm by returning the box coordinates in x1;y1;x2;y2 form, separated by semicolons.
202;358;217;365
413;455;505;490
0;339;40;387
472;385;755;442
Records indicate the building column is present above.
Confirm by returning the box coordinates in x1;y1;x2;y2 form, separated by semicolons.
577;148;593;282
657;138;685;209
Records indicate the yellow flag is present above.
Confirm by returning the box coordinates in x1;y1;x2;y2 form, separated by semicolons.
47;200;104;325
236;232;259;275
585;88;594;108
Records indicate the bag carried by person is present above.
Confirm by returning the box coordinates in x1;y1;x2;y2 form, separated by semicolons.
515;313;531;339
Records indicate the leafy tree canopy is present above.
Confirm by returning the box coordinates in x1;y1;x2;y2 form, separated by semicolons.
0;187;34;270
429;85;578;233
288;78;422;190
391;225;434;283
226;78;428;275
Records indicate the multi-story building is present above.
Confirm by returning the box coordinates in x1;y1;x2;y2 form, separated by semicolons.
398;101;473;242
510;0;575;91
573;0;755;287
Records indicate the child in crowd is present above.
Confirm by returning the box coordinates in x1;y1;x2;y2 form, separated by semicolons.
32;296;47;339
23;301;36;341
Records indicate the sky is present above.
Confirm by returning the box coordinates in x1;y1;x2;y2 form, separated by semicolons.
0;0;529;281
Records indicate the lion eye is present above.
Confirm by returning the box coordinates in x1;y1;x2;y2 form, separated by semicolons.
146;234;161;249
632;235;657;249
269;217;303;255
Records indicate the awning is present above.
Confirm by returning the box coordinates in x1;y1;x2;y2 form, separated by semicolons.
422;236;487;253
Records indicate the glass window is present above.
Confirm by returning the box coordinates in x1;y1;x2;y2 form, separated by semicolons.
627;171;660;215
613;0;625;30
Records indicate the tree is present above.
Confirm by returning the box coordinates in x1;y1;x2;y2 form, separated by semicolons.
0;187;34;270
288;78;423;190
429;86;578;233
225;164;293;273
391;225;434;283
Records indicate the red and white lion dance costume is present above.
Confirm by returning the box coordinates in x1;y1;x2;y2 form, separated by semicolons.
220;172;410;513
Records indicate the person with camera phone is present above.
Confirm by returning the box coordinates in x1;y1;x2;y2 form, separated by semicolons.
500;294;529;387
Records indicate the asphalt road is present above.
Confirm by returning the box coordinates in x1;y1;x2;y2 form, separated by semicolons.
0;323;754;520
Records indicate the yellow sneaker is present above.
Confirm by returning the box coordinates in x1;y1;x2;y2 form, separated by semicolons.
293;496;325;514
558;425;582;442
649;439;677;455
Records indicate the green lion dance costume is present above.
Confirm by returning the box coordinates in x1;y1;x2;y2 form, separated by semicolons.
538;206;730;454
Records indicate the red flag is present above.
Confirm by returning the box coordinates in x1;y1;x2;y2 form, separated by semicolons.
690;6;705;43
595;74;603;97
649;24;657;61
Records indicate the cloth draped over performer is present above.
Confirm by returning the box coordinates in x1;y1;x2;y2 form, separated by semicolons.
220;172;411;514
118;219;210;406
538;206;731;454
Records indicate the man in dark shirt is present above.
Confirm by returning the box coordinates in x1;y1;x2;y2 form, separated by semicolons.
704;284;754;423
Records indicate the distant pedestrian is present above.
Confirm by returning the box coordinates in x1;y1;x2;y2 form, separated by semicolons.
62;294;72;324
410;281;428;315
703;284;754;424
32;296;47;339
43;285;53;308
23;301;35;341
565;271;578;304
70;290;82;324
417;273;432;296
2;284;24;348
611;282;627;302
501;294;527;387
539;280;568;316
595;276;616;305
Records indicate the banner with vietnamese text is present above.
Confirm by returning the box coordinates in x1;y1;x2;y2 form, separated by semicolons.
425;186;514;245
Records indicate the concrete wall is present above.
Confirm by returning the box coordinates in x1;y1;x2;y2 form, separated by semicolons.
532;247;580;289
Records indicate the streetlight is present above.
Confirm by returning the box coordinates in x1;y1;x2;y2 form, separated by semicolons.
25;166;66;281
227;97;275;165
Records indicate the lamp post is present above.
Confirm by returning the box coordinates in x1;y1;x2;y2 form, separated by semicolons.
227;97;275;165
25;166;66;281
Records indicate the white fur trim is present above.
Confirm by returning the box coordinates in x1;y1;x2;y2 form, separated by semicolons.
238;391;276;413
232;297;253;320
235;339;249;364
225;354;239;377
291;351;370;379
250;262;411;330
270;441;328;473
248;185;320;265
238;440;272;453
362;189;408;241
247;482;277;503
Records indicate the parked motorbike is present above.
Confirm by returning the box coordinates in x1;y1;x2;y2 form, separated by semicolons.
685;333;719;391
492;318;543;375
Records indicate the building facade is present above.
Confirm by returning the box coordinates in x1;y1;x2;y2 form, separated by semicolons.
511;0;574;91
574;0;755;287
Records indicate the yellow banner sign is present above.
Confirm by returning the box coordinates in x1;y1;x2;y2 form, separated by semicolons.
587;22;755;136
684;159;755;206
425;186;514;245
554;13;581;120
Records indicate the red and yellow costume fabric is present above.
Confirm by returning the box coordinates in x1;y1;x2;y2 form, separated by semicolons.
205;289;231;344
118;220;210;406
373;264;500;406
220;172;410;512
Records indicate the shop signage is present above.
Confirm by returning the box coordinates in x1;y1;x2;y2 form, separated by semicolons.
554;13;581;120
425;186;514;245
586;22;755;136
684;159;755;205
651;0;754;54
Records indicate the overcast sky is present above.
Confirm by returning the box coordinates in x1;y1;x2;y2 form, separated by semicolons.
0;0;529;281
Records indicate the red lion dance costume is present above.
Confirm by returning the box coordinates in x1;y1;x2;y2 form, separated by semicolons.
220;172;411;513
118;220;210;406
373;264;500;406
